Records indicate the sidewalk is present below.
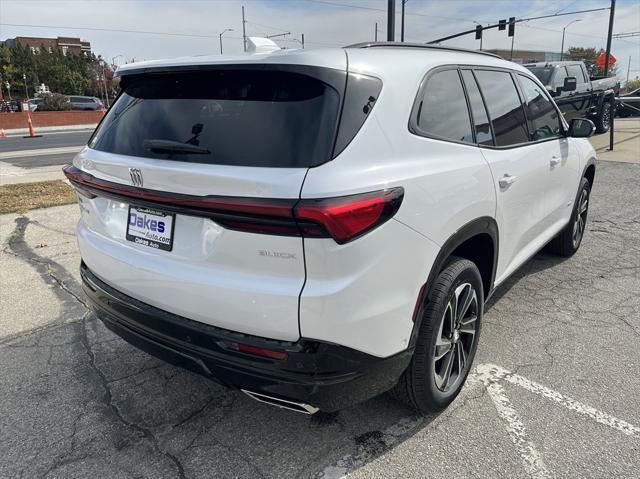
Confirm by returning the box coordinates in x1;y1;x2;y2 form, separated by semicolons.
2;123;97;136
589;118;640;164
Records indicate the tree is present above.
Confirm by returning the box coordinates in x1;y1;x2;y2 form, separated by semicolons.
564;47;618;77
0;42;105;98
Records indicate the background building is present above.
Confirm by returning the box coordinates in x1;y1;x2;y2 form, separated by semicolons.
2;36;91;56
485;49;562;64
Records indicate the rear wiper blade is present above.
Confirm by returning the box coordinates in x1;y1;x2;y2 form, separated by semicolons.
143;139;210;155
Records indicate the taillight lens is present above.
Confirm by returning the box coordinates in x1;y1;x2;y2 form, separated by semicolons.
63;166;403;244
294;188;404;244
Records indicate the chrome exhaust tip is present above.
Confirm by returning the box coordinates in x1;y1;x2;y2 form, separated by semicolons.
241;389;319;415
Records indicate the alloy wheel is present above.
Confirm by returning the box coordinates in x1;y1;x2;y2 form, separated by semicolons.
572;188;589;248
433;282;478;392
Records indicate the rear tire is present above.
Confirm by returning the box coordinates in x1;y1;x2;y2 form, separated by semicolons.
390;257;483;413
594;98;614;133
545;177;591;257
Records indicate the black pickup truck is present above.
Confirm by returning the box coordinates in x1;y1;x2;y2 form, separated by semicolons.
525;61;619;133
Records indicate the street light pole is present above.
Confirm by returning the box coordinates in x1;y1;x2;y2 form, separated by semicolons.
560;19;581;61
219;28;234;54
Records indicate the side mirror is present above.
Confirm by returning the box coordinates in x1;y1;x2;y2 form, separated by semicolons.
563;76;577;92
568;118;595;138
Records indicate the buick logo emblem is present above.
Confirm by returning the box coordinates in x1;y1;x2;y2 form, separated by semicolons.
129;168;143;187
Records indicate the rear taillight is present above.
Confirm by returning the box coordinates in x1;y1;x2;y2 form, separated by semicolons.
294;188;404;244
63;166;404;244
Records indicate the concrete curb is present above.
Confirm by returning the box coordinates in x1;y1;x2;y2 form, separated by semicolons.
3;124;98;136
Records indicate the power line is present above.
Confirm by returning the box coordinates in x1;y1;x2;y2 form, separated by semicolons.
305;0;489;23
0;22;223;39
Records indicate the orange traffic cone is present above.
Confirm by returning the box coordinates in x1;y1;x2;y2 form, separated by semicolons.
0;129;7;138
23;112;42;138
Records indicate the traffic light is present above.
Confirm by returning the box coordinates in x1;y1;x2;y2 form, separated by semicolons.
499;19;506;31
475;25;482;40
508;17;515;37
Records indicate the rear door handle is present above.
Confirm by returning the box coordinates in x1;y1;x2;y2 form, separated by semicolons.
498;174;517;188
550;156;561;167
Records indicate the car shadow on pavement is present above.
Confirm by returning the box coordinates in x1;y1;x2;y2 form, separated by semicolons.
485;250;571;311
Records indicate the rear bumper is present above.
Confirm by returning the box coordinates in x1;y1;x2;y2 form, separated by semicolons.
81;263;412;412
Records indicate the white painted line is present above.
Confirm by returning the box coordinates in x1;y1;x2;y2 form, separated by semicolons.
0;146;82;160
477;364;640;438
484;380;552;479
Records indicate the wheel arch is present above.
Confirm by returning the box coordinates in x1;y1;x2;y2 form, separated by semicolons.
409;216;498;347
583;158;596;187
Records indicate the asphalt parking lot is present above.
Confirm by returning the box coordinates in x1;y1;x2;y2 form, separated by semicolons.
1;159;639;478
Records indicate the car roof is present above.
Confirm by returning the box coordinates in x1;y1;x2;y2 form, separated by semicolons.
116;42;530;79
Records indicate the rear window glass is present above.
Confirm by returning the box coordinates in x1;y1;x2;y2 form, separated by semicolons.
412;69;473;144
89;69;341;168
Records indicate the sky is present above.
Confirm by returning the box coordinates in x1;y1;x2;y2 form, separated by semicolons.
0;0;638;81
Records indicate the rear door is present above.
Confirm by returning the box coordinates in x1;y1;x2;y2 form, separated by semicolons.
75;65;345;341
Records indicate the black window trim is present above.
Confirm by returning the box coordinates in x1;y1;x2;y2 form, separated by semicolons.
408;65;478;148
408;64;569;150
460;68;496;147
467;65;568;150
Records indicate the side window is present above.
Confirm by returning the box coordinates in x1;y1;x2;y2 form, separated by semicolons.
552;67;569;90
461;70;494;146
518;75;562;141
474;70;529;147
566;64;586;83
412;69;474;144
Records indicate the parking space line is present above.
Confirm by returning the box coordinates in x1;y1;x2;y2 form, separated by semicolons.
484;379;551;479
476;364;640;438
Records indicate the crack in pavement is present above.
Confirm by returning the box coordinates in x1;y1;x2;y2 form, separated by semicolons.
78;319;188;479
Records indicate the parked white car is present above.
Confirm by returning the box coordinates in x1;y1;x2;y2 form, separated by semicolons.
64;42;597;414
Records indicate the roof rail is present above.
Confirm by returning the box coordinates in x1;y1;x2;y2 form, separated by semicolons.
344;42;502;59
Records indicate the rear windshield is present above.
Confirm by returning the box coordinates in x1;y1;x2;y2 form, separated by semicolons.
89;69;341;168
526;67;553;85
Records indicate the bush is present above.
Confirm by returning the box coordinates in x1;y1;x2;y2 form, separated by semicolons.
625;79;640;93
38;93;72;111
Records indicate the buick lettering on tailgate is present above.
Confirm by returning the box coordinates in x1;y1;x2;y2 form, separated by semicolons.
126;206;175;251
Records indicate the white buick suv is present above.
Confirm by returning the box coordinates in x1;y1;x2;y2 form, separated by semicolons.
65;42;596;414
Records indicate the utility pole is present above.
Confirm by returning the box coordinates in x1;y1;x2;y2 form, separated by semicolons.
242;6;247;52
400;0;405;42
375;22;378;41
603;0;615;76
387;0;395;41
626;56;631;85
301;33;305;49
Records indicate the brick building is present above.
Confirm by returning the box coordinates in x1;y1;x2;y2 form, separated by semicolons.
2;36;91;56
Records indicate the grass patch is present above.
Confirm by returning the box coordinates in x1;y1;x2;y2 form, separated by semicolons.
0;180;77;214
